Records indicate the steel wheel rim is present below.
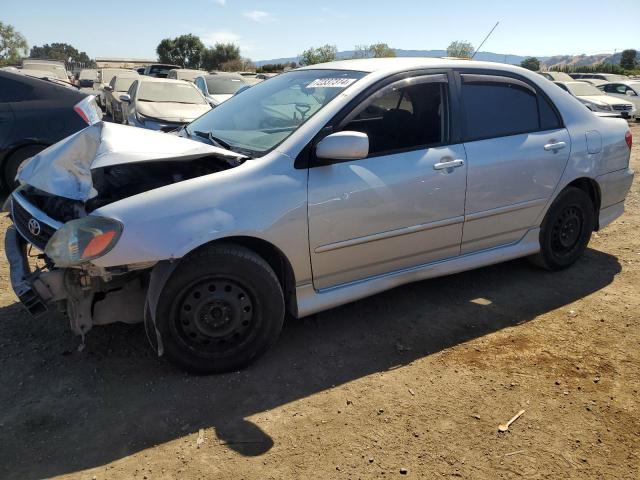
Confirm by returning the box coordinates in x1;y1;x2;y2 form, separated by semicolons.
171;277;259;357
551;205;584;258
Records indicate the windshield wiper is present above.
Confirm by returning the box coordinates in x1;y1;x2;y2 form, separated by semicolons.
193;130;232;150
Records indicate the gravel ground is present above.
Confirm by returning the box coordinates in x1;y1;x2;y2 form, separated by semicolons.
0;123;638;480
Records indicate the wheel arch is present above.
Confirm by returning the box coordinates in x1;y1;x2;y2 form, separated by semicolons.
0;141;50;190
566;177;602;230
189;235;299;318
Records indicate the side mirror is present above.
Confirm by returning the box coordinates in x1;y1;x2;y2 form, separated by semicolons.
119;94;131;103
626;90;637;97
315;131;369;162
104;85;113;92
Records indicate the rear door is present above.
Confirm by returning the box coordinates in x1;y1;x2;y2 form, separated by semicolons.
458;72;570;253
0;92;13;149
308;73;468;289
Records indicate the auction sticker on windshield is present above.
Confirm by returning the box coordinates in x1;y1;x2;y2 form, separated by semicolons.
307;78;358;88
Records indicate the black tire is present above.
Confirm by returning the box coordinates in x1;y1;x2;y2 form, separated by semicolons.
3;145;46;191
154;244;285;374
529;187;595;271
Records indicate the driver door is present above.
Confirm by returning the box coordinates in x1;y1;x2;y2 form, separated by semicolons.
307;74;468;289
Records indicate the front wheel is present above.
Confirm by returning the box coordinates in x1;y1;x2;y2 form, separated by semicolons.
154;244;285;374
529;187;595;270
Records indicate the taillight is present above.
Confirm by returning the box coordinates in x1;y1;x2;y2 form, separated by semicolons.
73;95;102;125
625;130;632;150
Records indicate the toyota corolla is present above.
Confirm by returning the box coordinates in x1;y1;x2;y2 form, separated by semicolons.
5;58;634;373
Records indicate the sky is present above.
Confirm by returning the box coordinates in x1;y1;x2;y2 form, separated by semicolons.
2;0;637;62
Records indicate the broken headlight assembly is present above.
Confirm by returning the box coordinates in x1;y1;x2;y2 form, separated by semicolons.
45;216;123;267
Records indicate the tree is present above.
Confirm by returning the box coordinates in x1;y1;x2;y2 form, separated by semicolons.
620;49;637;70
446;40;474;59
30;42;94;66
520;57;540;71
0;21;28;65
220;58;255;72
299;44;337;66
156;34;205;68
369;43;396;58
202;43;241;71
352;43;396;59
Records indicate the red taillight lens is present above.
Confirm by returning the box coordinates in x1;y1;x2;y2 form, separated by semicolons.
625;130;632;150
74;104;90;124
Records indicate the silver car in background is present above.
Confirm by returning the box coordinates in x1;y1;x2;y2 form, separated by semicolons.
599;81;640;119
103;72;140;122
194;73;248;106
119;77;211;131
5;58;634;374
166;68;207;82
94;68;133;109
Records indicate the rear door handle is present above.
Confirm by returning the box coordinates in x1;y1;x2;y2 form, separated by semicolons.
544;141;567;152
433;159;465;171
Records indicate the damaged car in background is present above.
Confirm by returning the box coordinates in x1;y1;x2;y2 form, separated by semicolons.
5;59;634;374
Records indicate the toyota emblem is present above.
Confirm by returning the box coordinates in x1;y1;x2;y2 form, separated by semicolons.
27;218;41;236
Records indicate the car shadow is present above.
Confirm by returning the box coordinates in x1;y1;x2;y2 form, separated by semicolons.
0;248;622;479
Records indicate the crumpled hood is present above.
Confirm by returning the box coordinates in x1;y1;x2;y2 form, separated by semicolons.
137;101;211;122
17;121;243;201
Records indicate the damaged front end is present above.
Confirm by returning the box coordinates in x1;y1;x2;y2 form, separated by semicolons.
5;121;245;337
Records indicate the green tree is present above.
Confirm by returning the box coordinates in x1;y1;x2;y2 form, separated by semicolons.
299;44;337;66
446;40;474;59
520;57;540;71
0;21;28;65
352;43;396;59
156;34;205;68
620;49;637;70
369;43;396;58
202;43;241;71
30;42;94;66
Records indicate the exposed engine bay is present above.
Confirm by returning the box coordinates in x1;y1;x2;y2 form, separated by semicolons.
7;121;246;339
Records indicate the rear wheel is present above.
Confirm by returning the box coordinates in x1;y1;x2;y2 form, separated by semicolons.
154;244;285;374
3;145;46;191
529;187;595;270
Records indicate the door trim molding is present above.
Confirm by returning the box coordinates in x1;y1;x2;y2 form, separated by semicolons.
315;215;464;253
465;197;547;222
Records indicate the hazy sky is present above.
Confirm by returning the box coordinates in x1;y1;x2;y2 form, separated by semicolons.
3;0;637;61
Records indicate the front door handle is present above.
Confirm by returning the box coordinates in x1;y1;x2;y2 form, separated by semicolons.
433;159;465;171
544;141;567;152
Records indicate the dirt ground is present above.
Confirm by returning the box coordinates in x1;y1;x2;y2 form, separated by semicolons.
0;123;638;480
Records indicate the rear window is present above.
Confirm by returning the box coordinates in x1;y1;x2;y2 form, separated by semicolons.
461;74;561;141
204;77;246;95
114;77;138;92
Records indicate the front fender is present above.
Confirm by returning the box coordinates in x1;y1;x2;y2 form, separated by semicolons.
91;152;313;285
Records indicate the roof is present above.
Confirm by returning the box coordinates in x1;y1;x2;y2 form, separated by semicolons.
295;57;523;74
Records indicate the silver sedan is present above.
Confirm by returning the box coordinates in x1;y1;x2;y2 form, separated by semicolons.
6;58;635;374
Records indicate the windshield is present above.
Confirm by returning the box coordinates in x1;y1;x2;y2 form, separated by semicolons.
114;76;138;91
138;82;206;104
567;82;603;96
205;76;246;95
187;69;367;156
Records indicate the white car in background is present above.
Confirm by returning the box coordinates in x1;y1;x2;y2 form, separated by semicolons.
554;81;636;119
540;71;573;82
599;81;640;120
166;69;207;82
194;73;248;106
120;77;211;131
21;59;68;81
104;72;140;122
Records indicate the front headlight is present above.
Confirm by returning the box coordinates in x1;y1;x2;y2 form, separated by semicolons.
588;102;612;112
45;216;123;267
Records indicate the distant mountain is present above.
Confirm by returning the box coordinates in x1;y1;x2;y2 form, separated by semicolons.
255;48;639;69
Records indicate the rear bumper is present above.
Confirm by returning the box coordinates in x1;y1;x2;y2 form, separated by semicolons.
597;167;635;229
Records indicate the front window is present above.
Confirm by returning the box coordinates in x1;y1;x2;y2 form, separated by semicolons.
186;69;367;156
138;82;206;104
566;82;604;96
